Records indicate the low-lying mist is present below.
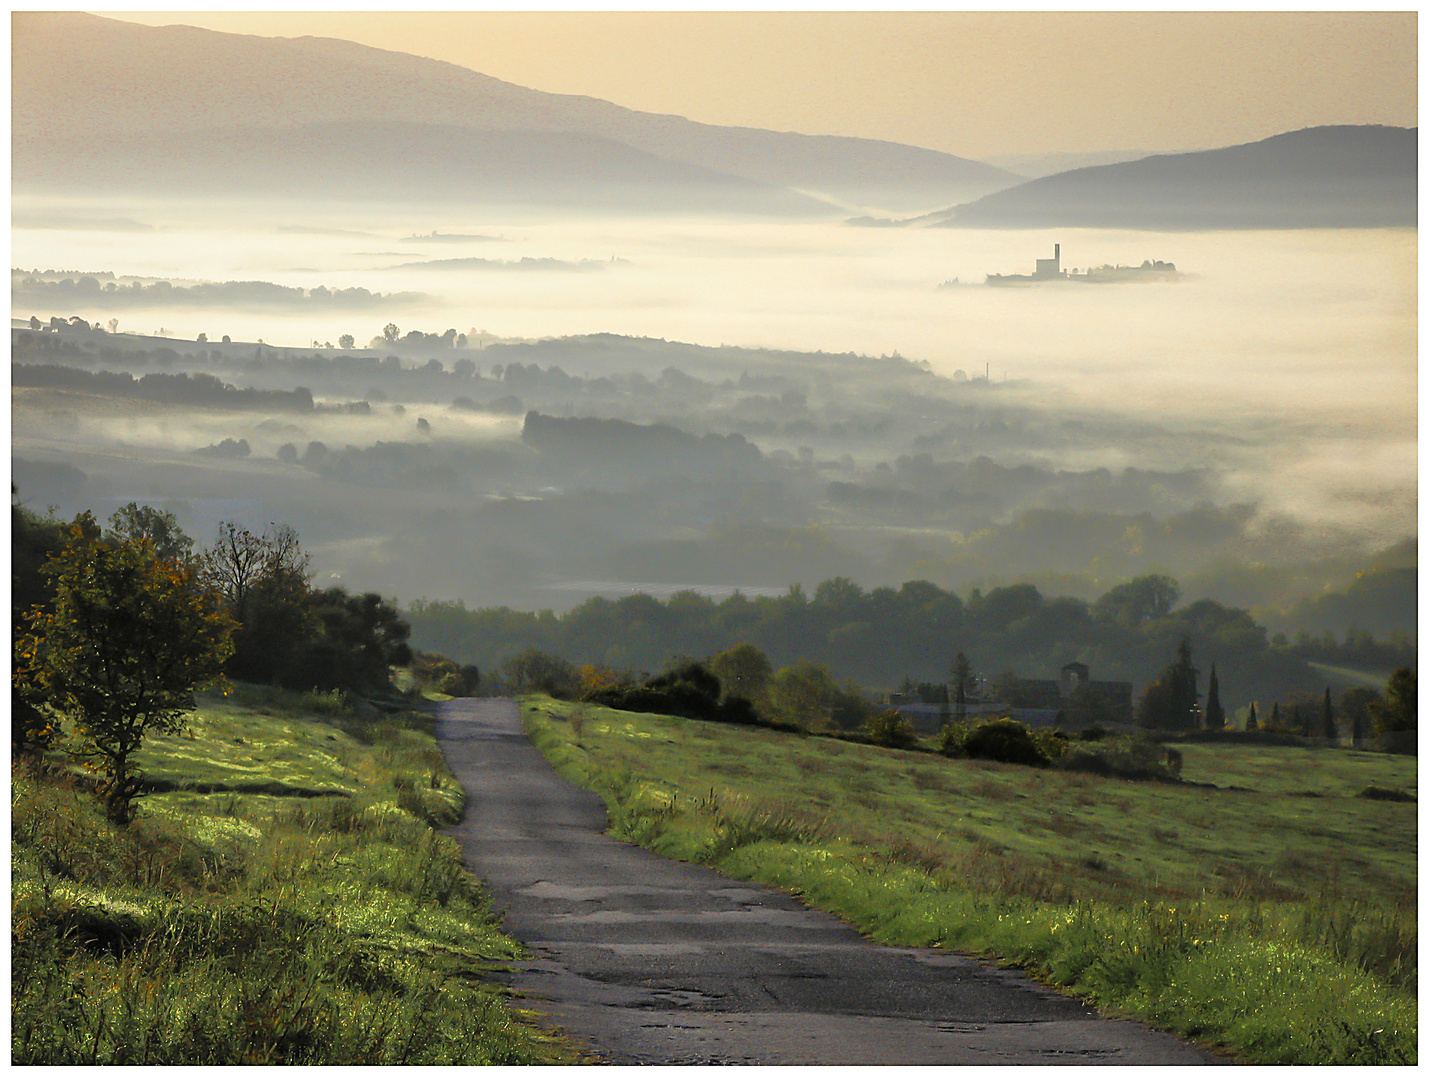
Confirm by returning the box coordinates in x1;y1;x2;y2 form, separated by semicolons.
10;194;1416;642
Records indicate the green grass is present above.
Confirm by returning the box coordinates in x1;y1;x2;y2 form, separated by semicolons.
12;686;561;1065
524;696;1417;1065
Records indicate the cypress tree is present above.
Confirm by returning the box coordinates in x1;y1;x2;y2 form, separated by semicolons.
1322;687;1337;742
951;652;970;724
1270;702;1282;730
1246;702;1258;731
1205;663;1225;728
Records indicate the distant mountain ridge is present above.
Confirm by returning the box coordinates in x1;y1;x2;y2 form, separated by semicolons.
12;12;1016;214
933;126;1416;230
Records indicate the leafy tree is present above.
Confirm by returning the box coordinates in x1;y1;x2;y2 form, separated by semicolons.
1340;687;1379;747
708;642;773;706
1370;668;1416;734
767;660;838;729
1136;637;1199;729
383;323;400;344
15;524;235;823
1322;687;1338;741
501;649;579;697
106;502;194;566
1094;573;1180;627
13;501;87;754
281;589;413;693
338;334;355;350
1205;662;1225;728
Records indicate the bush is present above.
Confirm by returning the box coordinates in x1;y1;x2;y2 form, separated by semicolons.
1357;785;1415;803
866;708;916;749
947;719;1049;766
1052;737;1176;781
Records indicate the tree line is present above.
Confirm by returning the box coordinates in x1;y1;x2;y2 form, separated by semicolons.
407;572;1340;711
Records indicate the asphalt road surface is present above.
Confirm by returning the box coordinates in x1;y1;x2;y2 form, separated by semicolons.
437;698;1223;1065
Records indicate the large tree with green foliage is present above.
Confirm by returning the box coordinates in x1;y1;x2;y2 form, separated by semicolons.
15;521;235;823
708;642;773;708
767;659;839;729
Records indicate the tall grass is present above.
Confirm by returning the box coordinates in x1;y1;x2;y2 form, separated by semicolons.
12;689;556;1065
524;696;1417;1065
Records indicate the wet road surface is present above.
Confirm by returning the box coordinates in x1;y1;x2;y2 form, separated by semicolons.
437;697;1222;1065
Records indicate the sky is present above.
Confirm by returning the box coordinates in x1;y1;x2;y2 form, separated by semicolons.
99;9;1416;160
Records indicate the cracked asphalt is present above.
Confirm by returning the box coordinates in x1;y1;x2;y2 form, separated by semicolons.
437;697;1224;1065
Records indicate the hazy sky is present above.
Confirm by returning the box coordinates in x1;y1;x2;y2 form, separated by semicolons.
102;10;1416;159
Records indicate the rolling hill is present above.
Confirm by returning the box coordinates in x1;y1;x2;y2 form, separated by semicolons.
928;126;1417;229
12;12;1017;215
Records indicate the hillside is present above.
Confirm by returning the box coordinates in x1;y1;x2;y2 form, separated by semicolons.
11;685;557;1064
12;12;1016;214
929;126;1417;229
524;696;1417;1065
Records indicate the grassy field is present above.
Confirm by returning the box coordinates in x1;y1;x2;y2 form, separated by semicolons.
524;696;1417;1065
12;686;561;1065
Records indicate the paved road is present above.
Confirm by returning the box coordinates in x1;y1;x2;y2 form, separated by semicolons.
437;698;1222;1065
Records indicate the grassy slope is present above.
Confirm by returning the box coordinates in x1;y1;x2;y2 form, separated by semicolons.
524;697;1417;1065
12;686;562;1065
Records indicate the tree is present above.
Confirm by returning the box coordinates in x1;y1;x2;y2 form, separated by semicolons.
383;323;400;344
106;502;194;566
1136;637;1199;729
1340;687;1379;747
338;334;355;350
950;652;972;723
202;521;309;612
201;522;314;685
276;589;412;693
1246;702;1258;731
501;649;579;697
1321;687;1338;741
1094;573;1180;627
1370;668;1416;734
1205;662;1225;728
767;660;838;729
15;524;235;823
1269;702;1282;730
707;642;772;706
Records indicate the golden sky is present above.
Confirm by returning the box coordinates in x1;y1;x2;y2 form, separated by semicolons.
103;11;1416;159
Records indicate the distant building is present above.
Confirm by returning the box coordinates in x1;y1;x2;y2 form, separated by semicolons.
885;660;1132;732
983;245;1179;287
1033;243;1062;280
1002;662;1133;726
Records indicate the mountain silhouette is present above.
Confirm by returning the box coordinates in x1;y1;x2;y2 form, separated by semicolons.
929;126;1416;229
13;12;1016;214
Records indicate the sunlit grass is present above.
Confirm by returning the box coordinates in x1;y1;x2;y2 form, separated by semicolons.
11;686;560;1065
525;695;1416;1065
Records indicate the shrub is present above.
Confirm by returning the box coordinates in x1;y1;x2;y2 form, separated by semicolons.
952;719;1049;766
866;708;916;749
1052;736;1176;781
1356;785;1415;803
